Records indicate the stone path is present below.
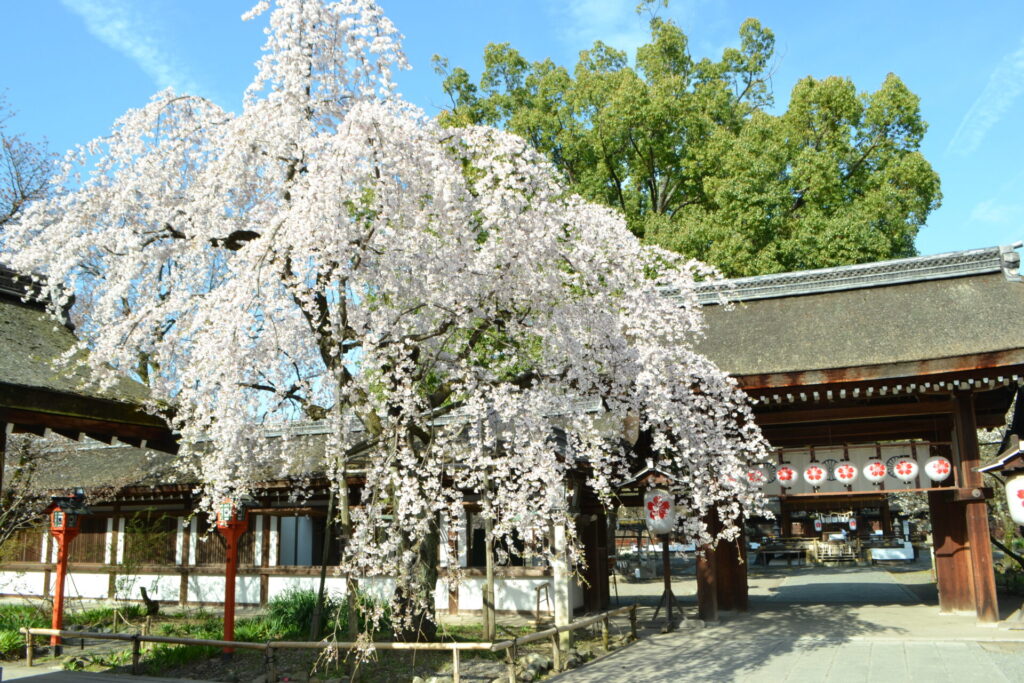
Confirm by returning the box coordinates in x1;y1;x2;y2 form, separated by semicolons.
767;567;920;604
554;561;1024;682
0;665;212;682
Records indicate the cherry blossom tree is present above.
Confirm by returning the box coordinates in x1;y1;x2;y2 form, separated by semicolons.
4;0;770;636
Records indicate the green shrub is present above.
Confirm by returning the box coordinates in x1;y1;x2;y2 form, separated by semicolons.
143;644;219;675
0;629;24;659
0;603;48;632
266;588;340;640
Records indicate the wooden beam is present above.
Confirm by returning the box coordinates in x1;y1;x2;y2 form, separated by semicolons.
762;416;950;447
756;399;954;426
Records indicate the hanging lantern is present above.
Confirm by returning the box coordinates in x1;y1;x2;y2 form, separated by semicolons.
893;458;919;484
1006;474;1024;525
813;519;823;532
924;456;953;482
849;517;858;531
803;464;826;487
834;463;858;485
746;469;766;486
643;488;677;536
776;466;797;488
863;459;887;484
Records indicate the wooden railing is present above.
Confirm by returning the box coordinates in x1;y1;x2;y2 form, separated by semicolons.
21;603;637;683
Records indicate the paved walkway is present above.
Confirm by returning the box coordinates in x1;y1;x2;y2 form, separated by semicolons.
0;666;211;682
557;560;1024;682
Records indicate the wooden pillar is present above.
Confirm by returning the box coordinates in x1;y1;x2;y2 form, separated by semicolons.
780;508;792;537
952;392;999;623
880;501;892;536
552;523;573;648
928;490;974;613
715;529;748;612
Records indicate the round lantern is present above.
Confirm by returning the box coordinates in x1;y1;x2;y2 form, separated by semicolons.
834;463;858;485
1006;474;1024;525
803;464;827;487
892;458;919;483
924;455;953;482
643;488;677;536
813;519;823;532
776;466;797;488
746;469;766;486
863;459;887;484
849;517;858;531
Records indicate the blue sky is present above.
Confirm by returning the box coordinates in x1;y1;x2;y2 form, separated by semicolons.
2;0;1022;257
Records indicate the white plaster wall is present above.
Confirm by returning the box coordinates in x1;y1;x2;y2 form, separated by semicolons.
454;577;555;613
114;573;180;602
66;572;109;600
570;577;584;610
356;577;396;603
0;570;45;596
266;575;349;602
187;575;260;604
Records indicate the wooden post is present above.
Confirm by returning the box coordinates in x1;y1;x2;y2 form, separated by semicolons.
25;631;34;666
505;647;517;683
629;604;637;640
953;392;999;623
50;535;71;652
661;534;674;630
601;614;609;650
265;644;277;682
224;536;237;654
549;633;561;671
131;635;141;674
452;647;461;683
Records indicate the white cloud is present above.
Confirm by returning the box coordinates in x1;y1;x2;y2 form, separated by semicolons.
969;199;1024;225
947;34;1024;157
60;0;202;95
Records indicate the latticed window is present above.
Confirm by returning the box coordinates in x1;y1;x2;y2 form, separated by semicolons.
122;513;178;566
2;527;44;563
68;516;108;564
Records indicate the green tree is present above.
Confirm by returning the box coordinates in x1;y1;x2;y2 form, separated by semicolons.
436;17;940;277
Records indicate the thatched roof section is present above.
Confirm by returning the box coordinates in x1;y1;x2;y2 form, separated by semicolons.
695;245;1024;378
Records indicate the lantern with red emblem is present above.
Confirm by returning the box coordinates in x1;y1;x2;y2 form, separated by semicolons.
776;466;796;488
803;464;826;487
834;463;858;485
924;456;953;483
893;458;919;484
643;488;677;536
863;459;887;484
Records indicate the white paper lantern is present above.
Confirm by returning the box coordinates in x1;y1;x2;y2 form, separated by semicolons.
834;462;858;485
813;519;822;532
643;488;677;536
924;456;953;482
893;458;919;483
1006;474;1024;526
864;459;887;484
803;464;827;487
776;466;797;488
849;518;858;531
746;469;766;486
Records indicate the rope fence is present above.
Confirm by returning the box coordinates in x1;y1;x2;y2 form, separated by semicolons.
22;603;638;682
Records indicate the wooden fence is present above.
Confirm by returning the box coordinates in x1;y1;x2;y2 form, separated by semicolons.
22;603;637;682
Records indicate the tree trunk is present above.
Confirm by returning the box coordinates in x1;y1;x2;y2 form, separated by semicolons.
395;516;440;642
309;485;336;639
